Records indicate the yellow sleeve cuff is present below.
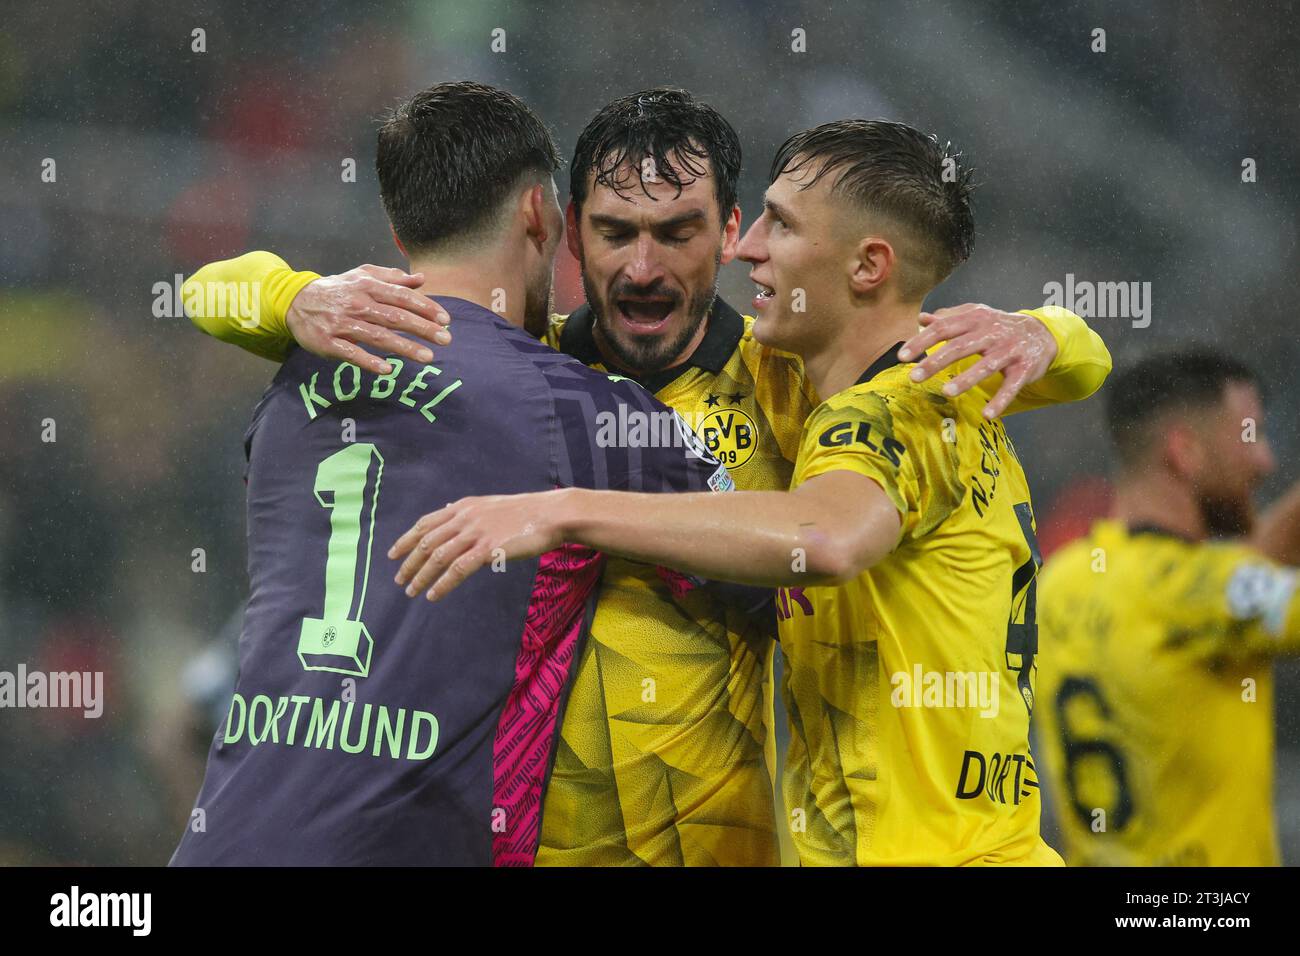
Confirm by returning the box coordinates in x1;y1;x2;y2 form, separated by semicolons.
1009;306;1113;411
183;251;319;362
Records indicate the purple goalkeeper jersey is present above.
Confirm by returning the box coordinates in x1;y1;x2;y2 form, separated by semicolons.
171;297;729;866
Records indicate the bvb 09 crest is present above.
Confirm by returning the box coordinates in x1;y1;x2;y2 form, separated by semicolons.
699;407;757;468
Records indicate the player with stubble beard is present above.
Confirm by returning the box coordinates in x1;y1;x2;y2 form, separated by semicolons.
1035;351;1300;866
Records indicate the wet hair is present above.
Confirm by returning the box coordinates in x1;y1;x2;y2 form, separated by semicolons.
1106;348;1260;466
376;81;561;254
569;87;741;221
770;119;975;298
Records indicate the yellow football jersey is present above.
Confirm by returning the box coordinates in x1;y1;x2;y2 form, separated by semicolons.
777;344;1065;866
1036;520;1300;866
535;303;815;866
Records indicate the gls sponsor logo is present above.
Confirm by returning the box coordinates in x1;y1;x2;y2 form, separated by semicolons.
50;886;151;936
817;420;905;467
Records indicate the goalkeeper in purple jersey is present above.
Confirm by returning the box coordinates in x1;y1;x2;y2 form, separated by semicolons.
171;82;729;867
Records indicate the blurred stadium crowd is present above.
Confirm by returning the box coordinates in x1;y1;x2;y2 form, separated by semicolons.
0;0;1296;863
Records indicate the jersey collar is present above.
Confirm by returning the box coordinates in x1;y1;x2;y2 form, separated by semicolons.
558;297;746;393
854;341;911;386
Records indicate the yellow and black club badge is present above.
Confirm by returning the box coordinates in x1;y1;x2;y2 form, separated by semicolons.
699;405;758;468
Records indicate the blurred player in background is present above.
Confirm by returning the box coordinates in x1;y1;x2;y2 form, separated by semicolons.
172;82;733;866
1036;351;1300;865
390;119;1112;865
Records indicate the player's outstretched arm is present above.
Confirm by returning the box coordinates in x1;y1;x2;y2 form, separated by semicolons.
1174;545;1300;660
900;303;1111;418
184;252;451;374
389;471;902;601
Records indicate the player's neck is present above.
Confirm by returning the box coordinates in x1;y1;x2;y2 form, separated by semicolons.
406;253;528;329
1114;473;1207;542
803;302;920;399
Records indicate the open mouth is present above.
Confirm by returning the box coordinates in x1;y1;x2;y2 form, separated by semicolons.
751;280;775;309
615;297;676;331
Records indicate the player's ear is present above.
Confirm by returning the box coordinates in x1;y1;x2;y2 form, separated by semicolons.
565;201;583;260
390;225;407;259
848;236;895;296
1164;422;1205;481
719;204;742;265
523;184;549;247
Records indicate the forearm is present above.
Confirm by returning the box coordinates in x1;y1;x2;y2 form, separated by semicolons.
184;251;318;361
392;459;902;601
1253;481;1300;567
555;487;856;587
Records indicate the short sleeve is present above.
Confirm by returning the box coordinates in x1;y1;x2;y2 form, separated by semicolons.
794;388;921;538
1165;543;1300;661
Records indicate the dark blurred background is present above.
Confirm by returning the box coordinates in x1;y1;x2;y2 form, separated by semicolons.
0;0;1296;864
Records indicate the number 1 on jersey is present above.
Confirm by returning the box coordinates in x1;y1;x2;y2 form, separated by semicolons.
297;443;385;676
